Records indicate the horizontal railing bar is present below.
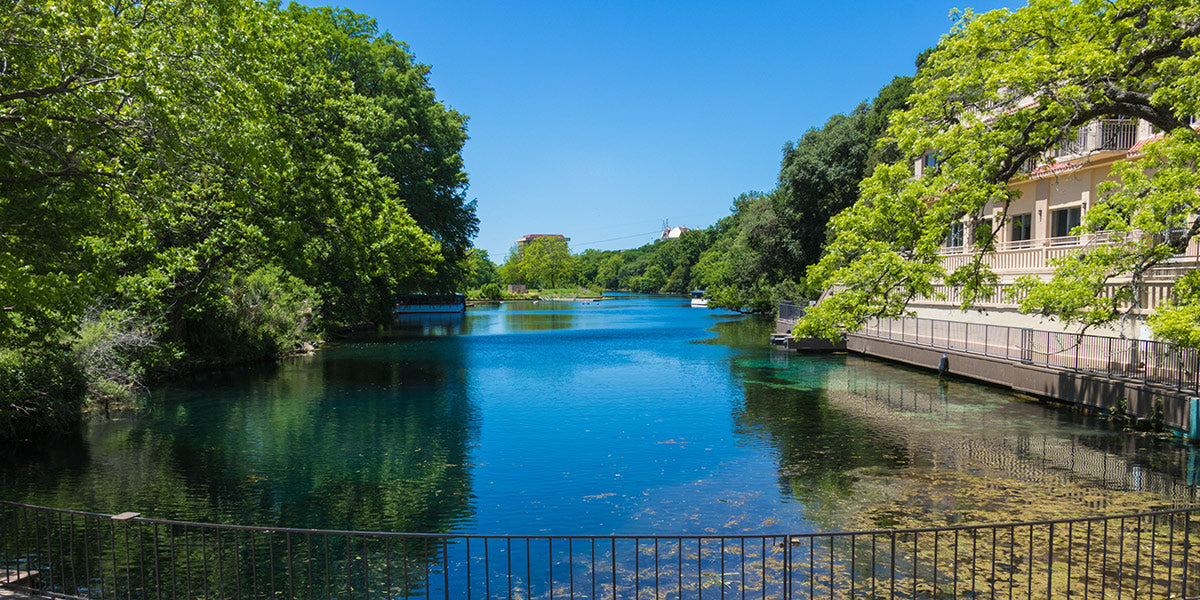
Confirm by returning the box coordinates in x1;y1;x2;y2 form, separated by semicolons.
4;500;1197;540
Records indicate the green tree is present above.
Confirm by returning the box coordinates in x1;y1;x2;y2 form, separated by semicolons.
465;249;499;288
774;76;914;283
595;253;625;290
286;6;476;292
502;237;576;289
797;0;1200;343
0;0;468;432
693;191;800;312
634;264;668;293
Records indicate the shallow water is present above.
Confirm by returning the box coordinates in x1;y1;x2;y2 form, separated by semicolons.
2;295;1196;535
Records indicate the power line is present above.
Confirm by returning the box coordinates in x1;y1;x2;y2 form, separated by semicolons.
575;231;660;246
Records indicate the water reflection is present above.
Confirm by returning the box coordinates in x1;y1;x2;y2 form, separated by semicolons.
0;335;480;534
393;312;466;336
502;310;576;331
1;297;1198;537
731;346;1200;530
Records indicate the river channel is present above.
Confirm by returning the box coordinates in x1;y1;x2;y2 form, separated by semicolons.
1;295;1197;536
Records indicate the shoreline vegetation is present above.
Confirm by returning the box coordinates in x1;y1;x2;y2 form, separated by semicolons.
1;0;929;437
2;0;475;438
464;286;605;302
477;72;916;318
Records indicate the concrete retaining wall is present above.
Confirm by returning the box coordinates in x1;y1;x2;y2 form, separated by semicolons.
844;334;1197;436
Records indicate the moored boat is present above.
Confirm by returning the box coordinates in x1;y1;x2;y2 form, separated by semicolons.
394;293;466;314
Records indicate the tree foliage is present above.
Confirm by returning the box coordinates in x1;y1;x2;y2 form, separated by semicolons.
501;237;576;289
797;0;1200;343
1;0;474;432
555;75;912;311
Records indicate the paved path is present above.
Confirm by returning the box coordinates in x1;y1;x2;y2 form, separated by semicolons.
1;571;42;599
0;586;39;599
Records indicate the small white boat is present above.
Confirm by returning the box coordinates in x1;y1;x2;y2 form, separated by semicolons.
690;290;709;307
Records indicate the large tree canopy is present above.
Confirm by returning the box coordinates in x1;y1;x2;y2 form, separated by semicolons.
1;0;473;432
796;0;1200;344
501;237;576;289
287;6;476;292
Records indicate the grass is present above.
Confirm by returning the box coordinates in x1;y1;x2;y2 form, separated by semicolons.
465;286;604;301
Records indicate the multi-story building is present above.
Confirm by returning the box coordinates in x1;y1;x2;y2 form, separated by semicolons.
515;233;570;249
778;116;1200;437
914;117;1200;339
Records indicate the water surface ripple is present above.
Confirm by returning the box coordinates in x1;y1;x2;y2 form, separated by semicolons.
2;295;1196;535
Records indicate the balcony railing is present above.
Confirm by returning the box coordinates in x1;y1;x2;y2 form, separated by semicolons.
1053;119;1138;158
939;229;1198;276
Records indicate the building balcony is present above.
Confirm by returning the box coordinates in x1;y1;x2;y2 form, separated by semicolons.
1053;119;1139;159
940;229;1198;276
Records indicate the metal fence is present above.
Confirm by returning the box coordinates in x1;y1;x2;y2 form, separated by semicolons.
778;302;805;324
856;316;1200;394
3;501;1200;600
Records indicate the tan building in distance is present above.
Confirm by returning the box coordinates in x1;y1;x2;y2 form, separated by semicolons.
515;234;569;249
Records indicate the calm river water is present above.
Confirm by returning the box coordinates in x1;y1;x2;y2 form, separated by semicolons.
2;295;1197;535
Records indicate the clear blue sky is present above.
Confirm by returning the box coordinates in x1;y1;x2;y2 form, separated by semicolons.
312;0;1018;260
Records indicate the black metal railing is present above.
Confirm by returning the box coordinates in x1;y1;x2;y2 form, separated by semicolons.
778;302;805;323
856;316;1200;393
3;502;1200;600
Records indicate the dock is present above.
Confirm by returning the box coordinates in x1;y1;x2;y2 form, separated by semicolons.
774;314;1200;441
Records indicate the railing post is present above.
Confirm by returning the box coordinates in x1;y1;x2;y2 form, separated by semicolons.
783;535;791;600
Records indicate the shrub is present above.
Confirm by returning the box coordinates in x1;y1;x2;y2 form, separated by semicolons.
179;264;321;364
480;282;503;300
0;346;86;438
222;265;321;358
72;307;157;401
1151;397;1165;432
1111;396;1129;424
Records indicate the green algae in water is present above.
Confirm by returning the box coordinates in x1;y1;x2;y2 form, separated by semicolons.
0;296;1196;536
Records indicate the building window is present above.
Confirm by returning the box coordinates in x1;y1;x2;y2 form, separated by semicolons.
945;222;965;249
1051;207;1082;239
924;152;939;169
1011;213;1033;243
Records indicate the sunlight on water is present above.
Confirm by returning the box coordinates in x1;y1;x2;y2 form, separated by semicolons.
1;295;1196;535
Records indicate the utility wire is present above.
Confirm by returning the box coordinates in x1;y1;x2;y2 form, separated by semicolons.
575;231;660;246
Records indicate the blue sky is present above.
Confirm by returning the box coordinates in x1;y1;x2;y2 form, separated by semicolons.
315;0;1018;260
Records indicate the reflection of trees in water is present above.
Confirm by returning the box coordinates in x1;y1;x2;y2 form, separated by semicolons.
730;349;1199;530
391;313;466;336
838;378;1199;506
501;311;576;331
0;335;480;535
701;316;777;350
0;428;90;495
730;357;911;511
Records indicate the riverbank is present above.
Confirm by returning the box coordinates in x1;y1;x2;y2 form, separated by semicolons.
5;296;1196;538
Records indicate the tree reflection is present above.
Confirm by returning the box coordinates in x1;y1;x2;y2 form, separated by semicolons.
0;334;480;534
729;344;1200;530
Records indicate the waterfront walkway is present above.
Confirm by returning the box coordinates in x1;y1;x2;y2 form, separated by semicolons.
775;311;1200;439
1;571;38;599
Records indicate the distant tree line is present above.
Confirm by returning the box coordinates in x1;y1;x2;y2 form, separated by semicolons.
467;75;915;312
1;0;475;435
